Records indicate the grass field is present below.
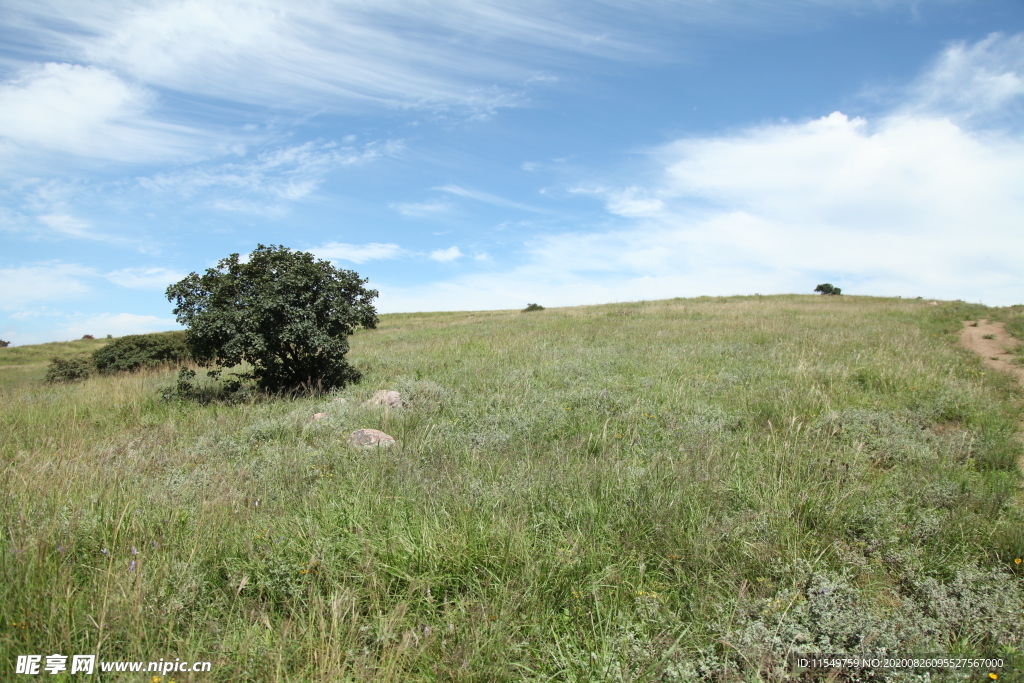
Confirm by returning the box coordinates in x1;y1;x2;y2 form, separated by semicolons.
1;295;1023;681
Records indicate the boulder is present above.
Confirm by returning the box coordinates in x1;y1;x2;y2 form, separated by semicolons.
349;428;396;448
365;390;406;409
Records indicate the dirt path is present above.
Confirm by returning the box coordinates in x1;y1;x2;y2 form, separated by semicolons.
961;320;1024;484
960;320;1024;383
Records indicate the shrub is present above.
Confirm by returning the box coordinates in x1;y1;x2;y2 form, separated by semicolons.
92;331;190;374
0;339;10;348
44;356;93;383
81;334;95;340
523;303;545;312
166;244;378;393
814;283;842;295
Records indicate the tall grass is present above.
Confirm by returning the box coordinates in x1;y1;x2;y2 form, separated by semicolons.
1;295;1022;681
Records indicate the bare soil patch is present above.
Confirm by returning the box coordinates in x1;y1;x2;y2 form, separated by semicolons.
960;319;1024;383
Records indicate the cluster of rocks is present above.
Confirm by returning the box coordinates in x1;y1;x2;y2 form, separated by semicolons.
310;390;404;448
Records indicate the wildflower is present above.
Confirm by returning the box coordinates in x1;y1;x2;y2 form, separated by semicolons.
129;561;136;572
151;676;162;682
132;546;138;555
101;548;108;555
1016;558;1022;565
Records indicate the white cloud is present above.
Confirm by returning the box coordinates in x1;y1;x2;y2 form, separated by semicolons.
429;246;464;262
106;267;187;289
0;62;205;166
0;262;95;311
313;242;405;264
604;187;665;217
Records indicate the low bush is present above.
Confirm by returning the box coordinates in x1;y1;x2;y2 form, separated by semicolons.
0;339;10;348
523;303;545;312
814;283;842;295
43;356;93;383
92;331;190;374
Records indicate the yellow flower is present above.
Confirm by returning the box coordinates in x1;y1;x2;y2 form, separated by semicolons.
152;677;163;683
988;674;997;680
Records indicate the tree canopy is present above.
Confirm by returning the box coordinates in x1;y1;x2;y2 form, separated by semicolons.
814;283;842;296
166;244;378;392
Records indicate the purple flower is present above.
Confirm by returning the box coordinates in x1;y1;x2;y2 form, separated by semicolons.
101;548;108;555
128;560;136;572
57;545;64;553
132;546;138;555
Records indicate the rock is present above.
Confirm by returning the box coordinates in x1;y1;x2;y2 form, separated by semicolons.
365;390;406;409
310;412;328;422
349;428;396;448
928;301;939;306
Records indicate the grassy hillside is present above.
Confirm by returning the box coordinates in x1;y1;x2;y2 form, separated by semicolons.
0;337;111;391
1;295;1022;681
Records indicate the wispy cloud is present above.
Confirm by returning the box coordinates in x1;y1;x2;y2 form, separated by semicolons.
5;0;645;118
434;184;552;214
390;200;452;218
106;267;187;290
905;32;1024;125
312;242;406;264
0;261;95;311
139;140;394;215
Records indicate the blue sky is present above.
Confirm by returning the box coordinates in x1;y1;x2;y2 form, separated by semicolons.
2;0;1023;344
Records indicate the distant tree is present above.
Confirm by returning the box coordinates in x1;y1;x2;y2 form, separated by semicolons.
81;334;95;340
166;244;378;393
523;303;545;312
0;339;10;348
814;283;842;296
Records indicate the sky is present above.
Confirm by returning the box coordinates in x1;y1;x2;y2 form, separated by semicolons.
1;0;1023;345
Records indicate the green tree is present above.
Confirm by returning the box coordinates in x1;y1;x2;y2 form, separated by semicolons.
166;244;378;392
814;283;842;296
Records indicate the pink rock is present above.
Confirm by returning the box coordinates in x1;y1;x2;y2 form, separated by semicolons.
365;390;406;409
349;428;396;448
310;412;328;422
